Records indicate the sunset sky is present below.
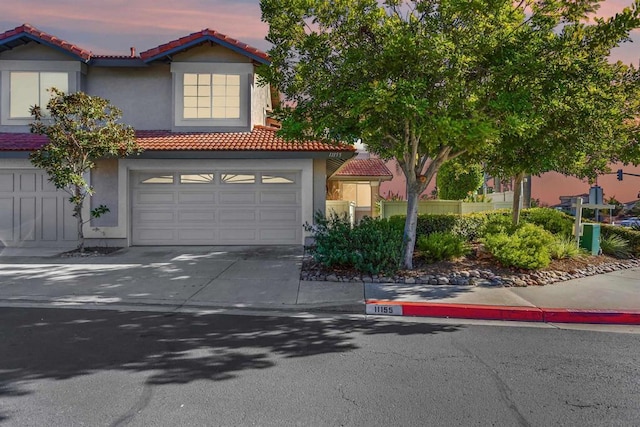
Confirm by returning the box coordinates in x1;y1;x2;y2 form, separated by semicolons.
0;0;638;64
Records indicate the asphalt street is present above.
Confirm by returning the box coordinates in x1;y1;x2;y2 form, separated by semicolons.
1;307;639;426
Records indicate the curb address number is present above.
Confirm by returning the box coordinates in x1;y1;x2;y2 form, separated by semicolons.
366;304;403;316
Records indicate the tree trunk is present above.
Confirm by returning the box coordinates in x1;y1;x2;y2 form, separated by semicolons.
73;185;85;252
402;189;420;269
511;172;525;226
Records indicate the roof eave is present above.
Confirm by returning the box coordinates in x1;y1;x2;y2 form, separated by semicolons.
0;33;89;62
142;36;270;65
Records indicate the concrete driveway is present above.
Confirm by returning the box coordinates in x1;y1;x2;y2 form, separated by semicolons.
0;246;364;312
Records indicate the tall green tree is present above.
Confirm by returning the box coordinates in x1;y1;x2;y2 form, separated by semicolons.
261;0;513;268
481;2;640;224
30;88;141;251
260;0;640;268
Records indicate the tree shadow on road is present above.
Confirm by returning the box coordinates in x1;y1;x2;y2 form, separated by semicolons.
0;307;462;420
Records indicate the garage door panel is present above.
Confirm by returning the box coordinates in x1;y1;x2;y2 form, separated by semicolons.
0;197;14;241
259;191;298;205
20;174;36;192
0;174;14;191
62;202;78;241
137;210;176;222
19;197;36;241
178;192;216;204
219;191;256;204
178;229;216;241
259;228;300;241
41;175;57;192
259;209;299;222
219;209;255;222
136;228;176;242
41;197;58;241
137;192;176;204
178;211;216;222
219;228;257;242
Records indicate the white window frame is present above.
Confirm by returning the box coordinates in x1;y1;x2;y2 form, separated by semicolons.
171;62;252;130
0;60;82;126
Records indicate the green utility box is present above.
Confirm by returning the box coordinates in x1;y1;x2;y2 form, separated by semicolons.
579;223;601;255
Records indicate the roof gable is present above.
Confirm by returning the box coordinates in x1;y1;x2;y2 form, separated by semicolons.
139;29;270;65
0;24;91;62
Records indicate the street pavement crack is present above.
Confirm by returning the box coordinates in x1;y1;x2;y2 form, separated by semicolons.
110;380;154;427
452;339;531;427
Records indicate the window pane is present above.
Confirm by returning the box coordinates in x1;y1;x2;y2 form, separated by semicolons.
10;72;39;118
212;74;226;85
197;96;210;107
198;74;211;85
221;173;255;184
227;75;241;85
184;97;198;108
184;86;198;96
180;174;214;184
197;108;211;118
184;74;198;85
227;85;240;97
184;107;198;118
141;174;174;184
226;107;240;118
262;174;296;184
212;106;226;118
226;96;240;107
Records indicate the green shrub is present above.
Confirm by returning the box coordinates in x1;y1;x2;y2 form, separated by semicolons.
549;235;584;260
479;213;515;238
306;213;402;275
601;225;640;257
416;232;470;262
483;223;555;269
520;207;574;237
436;159;484;200
600;234;633;259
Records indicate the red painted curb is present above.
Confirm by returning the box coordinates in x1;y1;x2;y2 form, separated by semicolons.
365;300;640;325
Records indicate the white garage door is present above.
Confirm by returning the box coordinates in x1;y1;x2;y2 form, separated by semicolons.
131;170;302;245
0;169;77;247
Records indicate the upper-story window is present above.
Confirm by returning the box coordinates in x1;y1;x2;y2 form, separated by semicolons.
183;73;240;119
9;71;69;118
171;62;252;131
0;60;82;126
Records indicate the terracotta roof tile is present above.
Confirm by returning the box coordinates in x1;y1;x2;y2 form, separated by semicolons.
334;158;393;178
139;29;270;64
0;127;355;153
0;23;92;61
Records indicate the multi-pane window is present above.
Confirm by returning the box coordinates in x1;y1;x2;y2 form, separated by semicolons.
183;73;240;119
10;72;68;118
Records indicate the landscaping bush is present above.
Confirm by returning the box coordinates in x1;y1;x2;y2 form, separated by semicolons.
478;212;515;238
483;223;555;269
416;232;470;262
600;234;633;259
390;212;492;242
601;225;640;257
520;207;574;237
306;213;402;275
549;235;584;260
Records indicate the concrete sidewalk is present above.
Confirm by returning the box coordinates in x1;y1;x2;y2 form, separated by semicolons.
0;246;638;324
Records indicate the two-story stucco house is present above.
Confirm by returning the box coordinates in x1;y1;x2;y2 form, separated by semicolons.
0;24;356;248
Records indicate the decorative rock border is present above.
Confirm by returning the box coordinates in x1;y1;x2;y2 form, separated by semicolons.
301;258;640;287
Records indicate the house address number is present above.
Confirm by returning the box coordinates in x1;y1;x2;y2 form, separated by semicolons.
328;152;343;158
366;304;403;316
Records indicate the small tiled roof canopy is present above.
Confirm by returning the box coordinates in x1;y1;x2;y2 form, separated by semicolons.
332;158;393;180
0;127;355;153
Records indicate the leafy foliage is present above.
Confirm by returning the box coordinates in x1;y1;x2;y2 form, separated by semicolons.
29;88;140;250
436;159;484;200
483;223;555;269
601;225;640;257
600;234;633;259
549;236;584;260
520;208;575;237
306;213;402;275
416;232;470;262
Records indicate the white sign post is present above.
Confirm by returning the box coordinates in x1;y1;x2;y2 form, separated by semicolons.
572;198;614;247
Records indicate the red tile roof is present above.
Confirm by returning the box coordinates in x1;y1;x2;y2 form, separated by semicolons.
333;158;393;179
0;23;92;61
139;29;270;64
0;127;355;153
